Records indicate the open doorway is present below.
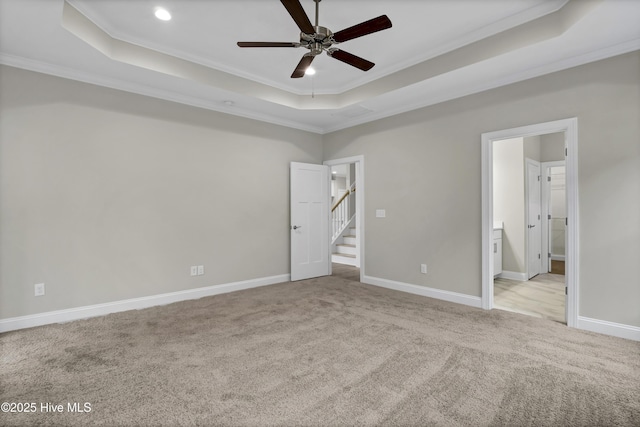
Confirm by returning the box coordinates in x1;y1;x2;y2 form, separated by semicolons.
481;118;578;328
543;162;566;276
324;156;365;283
492;133;566;323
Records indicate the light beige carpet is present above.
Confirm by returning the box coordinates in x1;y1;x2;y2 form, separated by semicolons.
1;276;639;426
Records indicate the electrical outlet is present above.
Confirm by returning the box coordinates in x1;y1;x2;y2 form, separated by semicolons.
420;264;427;274
197;265;204;275
190;266;198;276
34;283;45;296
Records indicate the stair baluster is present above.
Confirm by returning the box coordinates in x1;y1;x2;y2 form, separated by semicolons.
331;183;355;243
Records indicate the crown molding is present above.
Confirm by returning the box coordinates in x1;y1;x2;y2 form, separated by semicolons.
2;38;637;136
0;53;324;134
323;40;640;134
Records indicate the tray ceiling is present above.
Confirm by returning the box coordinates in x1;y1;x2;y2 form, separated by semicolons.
1;0;638;133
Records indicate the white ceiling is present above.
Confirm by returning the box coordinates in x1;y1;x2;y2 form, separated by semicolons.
1;0;639;134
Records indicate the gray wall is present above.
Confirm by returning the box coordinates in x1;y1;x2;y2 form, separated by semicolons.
541;132;566;162
323;52;640;327
0;66;322;318
493;138;526;274
2;52;639;328
524;135;541;161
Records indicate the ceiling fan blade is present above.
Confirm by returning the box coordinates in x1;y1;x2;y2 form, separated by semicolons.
280;0;315;35
328;49;374;71
332;15;392;43
237;42;299;48
291;54;314;78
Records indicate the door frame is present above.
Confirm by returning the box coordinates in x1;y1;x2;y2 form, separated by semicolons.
525;158;542;279
324;155;365;282
481;118;578;327
541;160;566;273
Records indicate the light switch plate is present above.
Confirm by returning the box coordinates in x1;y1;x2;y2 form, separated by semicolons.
34;283;45;296
376;209;386;218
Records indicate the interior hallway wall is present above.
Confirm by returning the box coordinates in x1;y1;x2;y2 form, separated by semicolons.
493;138;526;274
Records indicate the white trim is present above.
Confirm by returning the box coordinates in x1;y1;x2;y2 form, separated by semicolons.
324;156;365;281
577;317;640;342
497;271;528;281
565;119;579;328
482;118;578;328
363;275;482;309
0;274;289;333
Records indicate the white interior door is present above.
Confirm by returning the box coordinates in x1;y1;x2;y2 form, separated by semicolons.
526;159;542;279
290;162;330;281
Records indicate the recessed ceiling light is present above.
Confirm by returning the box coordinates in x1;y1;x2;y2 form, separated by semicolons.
154;8;172;21
305;67;316;76
332;171;337;174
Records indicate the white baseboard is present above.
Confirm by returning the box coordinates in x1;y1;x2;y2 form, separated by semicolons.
362;275;482;309
0;274;290;334
497;271;528;281
577;316;640;342
551;255;566;261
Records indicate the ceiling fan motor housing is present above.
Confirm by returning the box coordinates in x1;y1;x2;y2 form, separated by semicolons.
300;26;334;56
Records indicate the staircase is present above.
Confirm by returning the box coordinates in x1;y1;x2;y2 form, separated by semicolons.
331;181;358;267
332;227;358;266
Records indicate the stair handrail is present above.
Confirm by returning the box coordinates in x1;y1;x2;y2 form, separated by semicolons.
331;183;356;212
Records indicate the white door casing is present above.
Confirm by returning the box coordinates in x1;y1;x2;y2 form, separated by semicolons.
324;155;365;281
526;159;542;279
290;162;330;281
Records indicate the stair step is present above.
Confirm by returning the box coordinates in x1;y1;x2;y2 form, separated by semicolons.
343;235;356;245
332;252;355;258
336;243;356;255
332;253;357;266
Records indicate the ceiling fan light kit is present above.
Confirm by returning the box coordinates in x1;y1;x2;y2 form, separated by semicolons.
237;0;392;78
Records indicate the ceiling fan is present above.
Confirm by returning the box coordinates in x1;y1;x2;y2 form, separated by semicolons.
237;0;392;78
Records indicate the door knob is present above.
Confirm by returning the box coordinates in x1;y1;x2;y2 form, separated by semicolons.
292;225;302;230
528;224;536;228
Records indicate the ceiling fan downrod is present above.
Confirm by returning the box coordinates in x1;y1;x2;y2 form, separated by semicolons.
305;0;328;57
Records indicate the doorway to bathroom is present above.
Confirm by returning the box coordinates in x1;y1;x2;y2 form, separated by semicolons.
491;133;566;323
481;118;578;327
